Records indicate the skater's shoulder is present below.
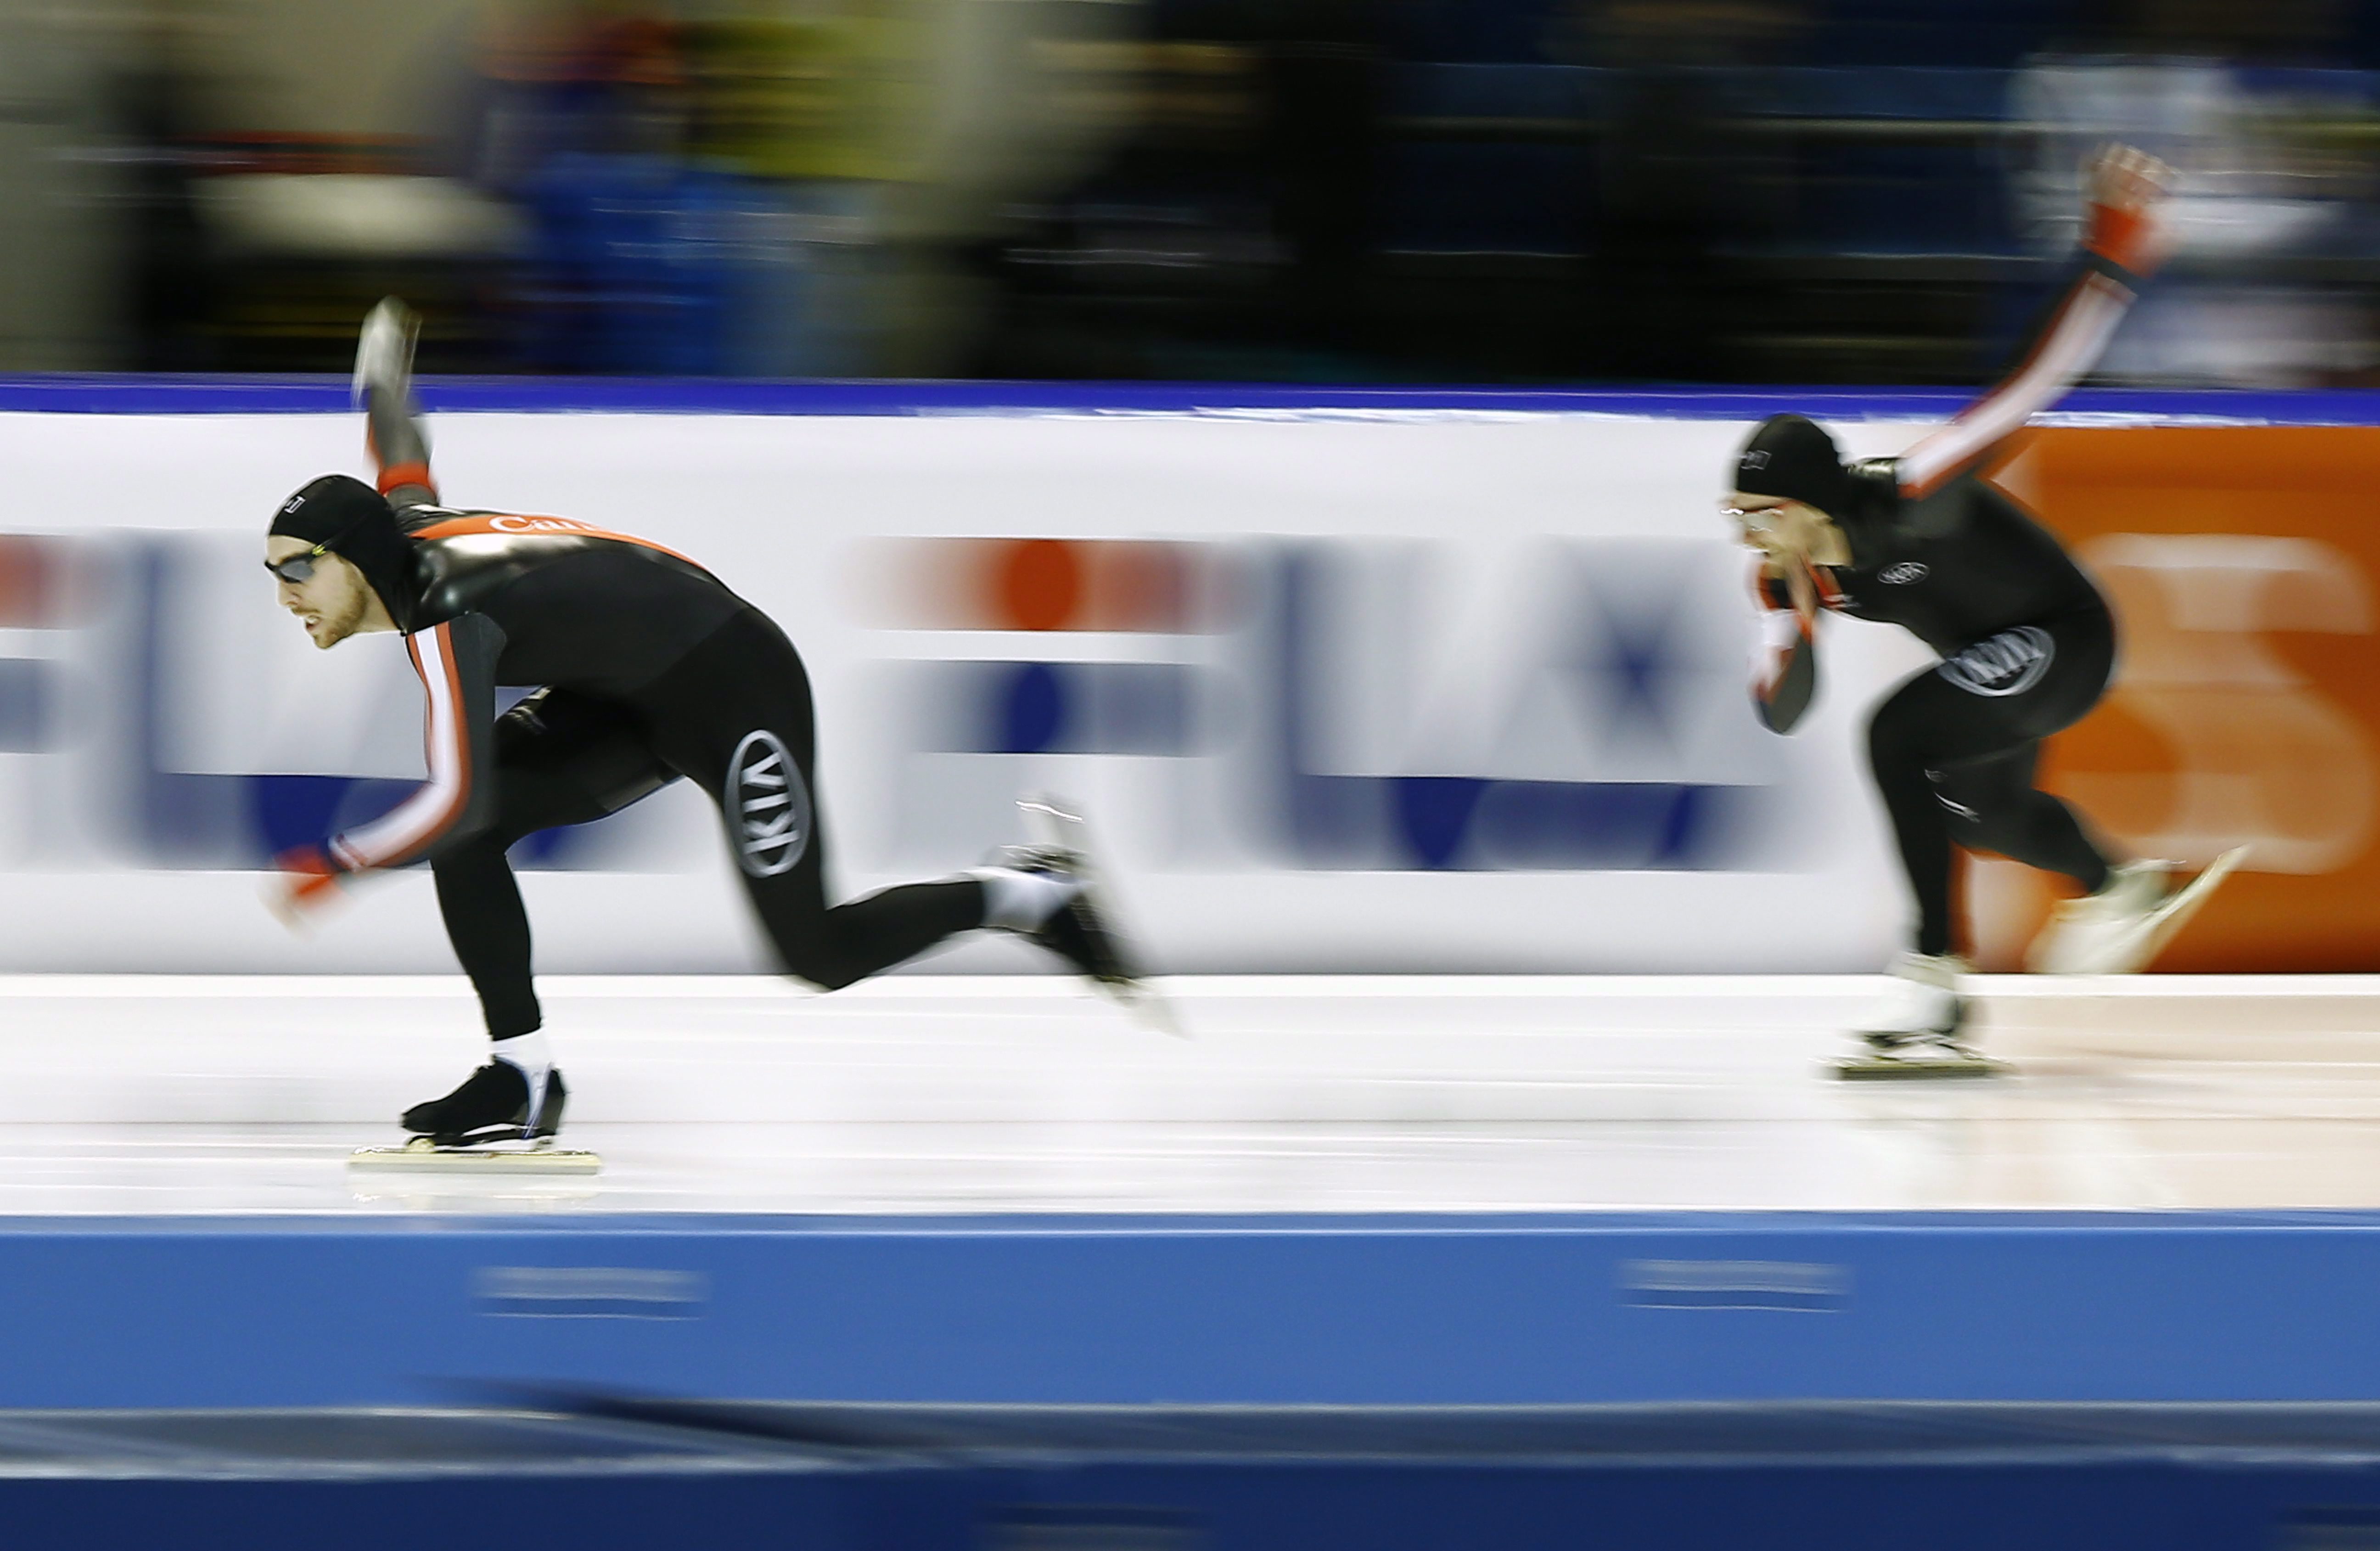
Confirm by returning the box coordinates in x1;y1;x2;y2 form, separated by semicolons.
1841;458;1903;513
394;502;470;534
1827;459;1914;557
1864;459;1988;545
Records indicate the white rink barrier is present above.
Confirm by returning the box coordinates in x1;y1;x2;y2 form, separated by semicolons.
0;381;2141;973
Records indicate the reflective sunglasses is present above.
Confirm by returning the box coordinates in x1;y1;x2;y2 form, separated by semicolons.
1721;502;1786;534
263;519;365;584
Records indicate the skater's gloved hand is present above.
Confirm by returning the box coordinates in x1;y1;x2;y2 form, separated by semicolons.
2082;143;2174;278
352;297;419;411
1758;549;1825;629
266;845;348;929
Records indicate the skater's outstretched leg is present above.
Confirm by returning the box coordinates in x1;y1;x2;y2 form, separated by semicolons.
763;877;989;991
1916;670;2227;974
630;610;995;989
1933;744;2110;893
622;609;1152;992
708;734;989;989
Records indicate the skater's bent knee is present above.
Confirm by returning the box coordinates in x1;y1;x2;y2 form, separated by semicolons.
775;949;868;994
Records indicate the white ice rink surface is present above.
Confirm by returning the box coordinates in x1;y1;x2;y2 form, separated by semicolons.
0;974;2377;1215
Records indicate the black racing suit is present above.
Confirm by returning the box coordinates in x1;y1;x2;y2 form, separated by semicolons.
299;427;983;1040
1752;245;2152;958
1757;467;2114;958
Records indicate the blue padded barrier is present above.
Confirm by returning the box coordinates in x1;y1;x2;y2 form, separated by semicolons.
6;1211;2380;1412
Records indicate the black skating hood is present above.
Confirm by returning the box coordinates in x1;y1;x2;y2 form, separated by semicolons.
1731;413;1859;520
269;474;420;631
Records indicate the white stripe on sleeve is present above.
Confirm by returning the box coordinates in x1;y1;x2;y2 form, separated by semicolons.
328;624;470;871
1895;273;2132;498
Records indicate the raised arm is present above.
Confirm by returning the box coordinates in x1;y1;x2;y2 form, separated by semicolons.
1896;146;2172;500
355;297;439;509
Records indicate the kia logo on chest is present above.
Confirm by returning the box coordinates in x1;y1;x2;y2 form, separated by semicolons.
728;729;812;877
1878;562;1929;585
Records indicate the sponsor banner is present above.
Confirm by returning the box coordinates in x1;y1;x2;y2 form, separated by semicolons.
1976;427;2380;971
0;392;2363;973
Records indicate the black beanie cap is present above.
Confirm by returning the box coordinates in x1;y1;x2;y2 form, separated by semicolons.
1731;414;1855;516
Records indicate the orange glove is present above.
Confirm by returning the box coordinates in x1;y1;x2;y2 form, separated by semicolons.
2082;143;2173;279
266;845;348;929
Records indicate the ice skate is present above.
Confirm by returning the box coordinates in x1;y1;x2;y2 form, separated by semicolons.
349;1059;600;1174
1834;952;2004;1080
998;794;1184;1037
2027;847;2248;976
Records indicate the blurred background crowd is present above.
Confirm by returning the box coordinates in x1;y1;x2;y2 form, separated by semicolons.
1;0;2378;385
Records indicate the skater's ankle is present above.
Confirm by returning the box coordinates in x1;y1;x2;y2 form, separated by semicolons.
1891;950;1967;983
491;1029;551;1075
970;865;1079;931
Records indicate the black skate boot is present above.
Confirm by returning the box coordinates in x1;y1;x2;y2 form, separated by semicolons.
1000;843;1131;989
997;796;1182;1036
401;1062;567;1148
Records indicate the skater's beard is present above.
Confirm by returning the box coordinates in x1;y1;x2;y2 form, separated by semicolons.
326;590;370;646
289;572;373;649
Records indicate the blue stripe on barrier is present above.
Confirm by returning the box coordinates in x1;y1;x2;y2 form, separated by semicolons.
3;1428;2374;1551
6;376;2380;423
10;1400;2380;1551
4;1210;2380;1411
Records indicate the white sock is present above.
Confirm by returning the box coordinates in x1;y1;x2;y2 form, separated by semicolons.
970;866;1080;931
490;1030;552;1131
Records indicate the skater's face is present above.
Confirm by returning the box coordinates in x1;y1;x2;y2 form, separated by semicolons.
1724;494;1838;566
265;535;389;649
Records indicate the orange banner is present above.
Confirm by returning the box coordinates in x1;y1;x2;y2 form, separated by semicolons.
1966;427;2380;971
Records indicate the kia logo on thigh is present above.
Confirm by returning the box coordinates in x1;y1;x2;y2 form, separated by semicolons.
728;729;811;877
1938;625;2054;698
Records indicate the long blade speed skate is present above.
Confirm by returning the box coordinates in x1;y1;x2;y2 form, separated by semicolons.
1016;794;1185;1038
2029;846;2250;975
349;1137;602;1174
2128;844;2249;970
1835;951;2007;1079
1833;1047;2009;1081
351;1057;601;1173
